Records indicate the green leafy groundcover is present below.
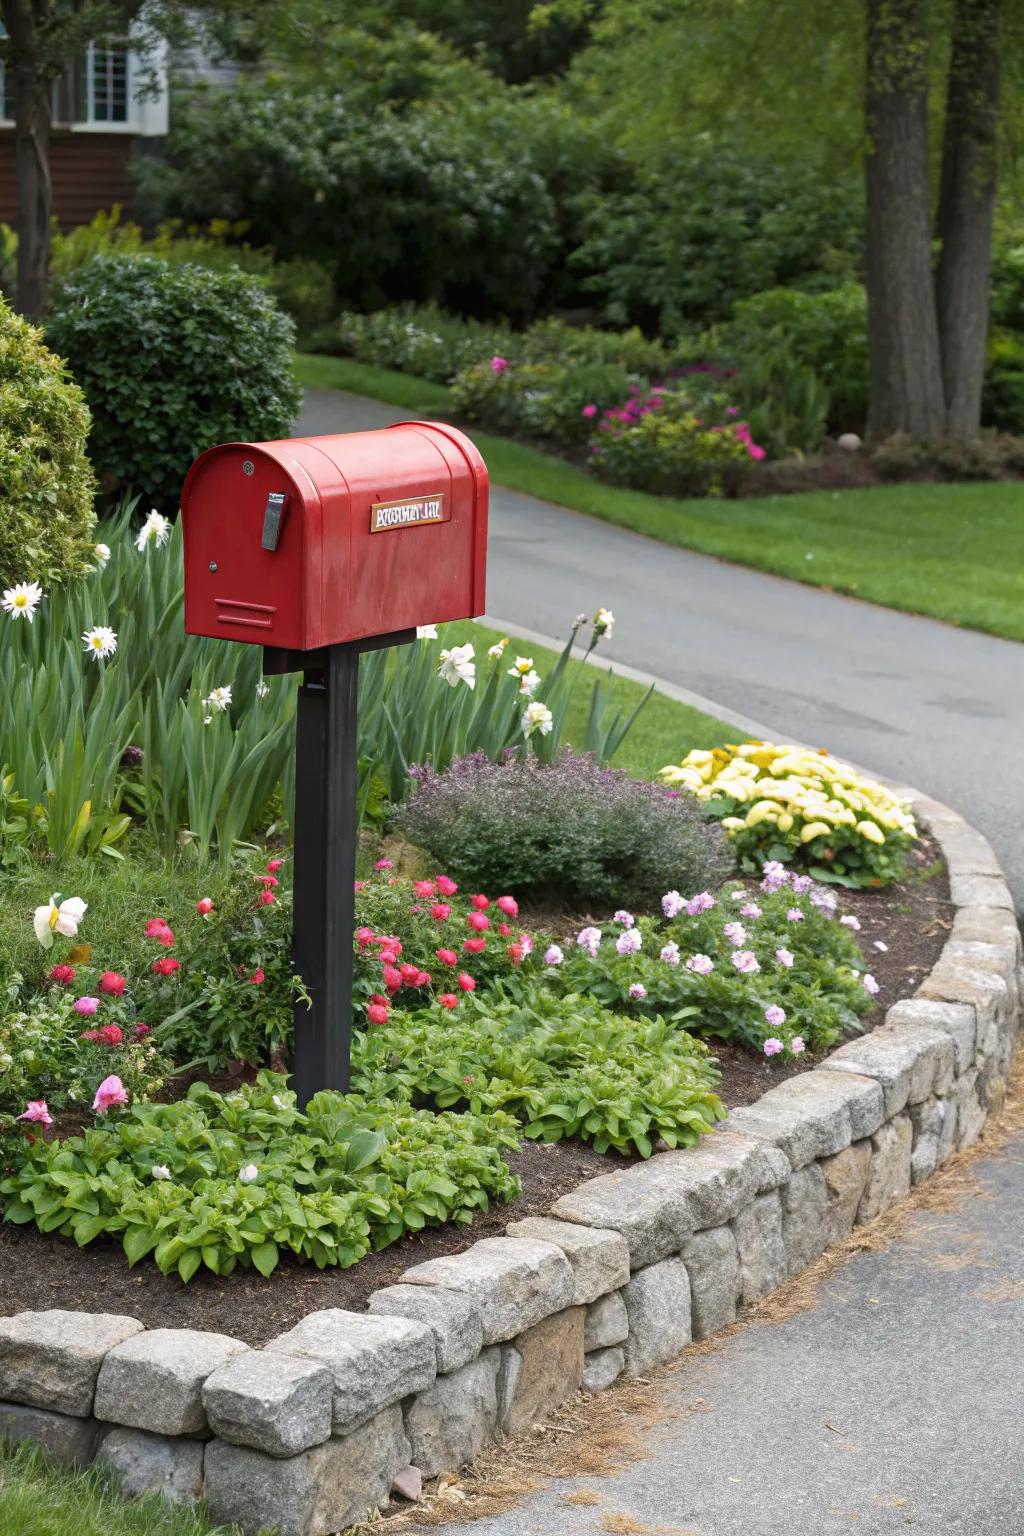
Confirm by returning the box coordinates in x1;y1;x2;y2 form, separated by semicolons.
0;1076;521;1282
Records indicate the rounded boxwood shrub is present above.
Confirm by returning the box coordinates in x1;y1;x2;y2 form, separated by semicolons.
46;255;301;510
395;749;733;910
0;296;96;587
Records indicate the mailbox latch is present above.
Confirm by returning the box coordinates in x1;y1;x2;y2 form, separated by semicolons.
261;491;288;552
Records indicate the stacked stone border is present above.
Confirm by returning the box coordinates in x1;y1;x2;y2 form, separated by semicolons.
0;790;1019;1536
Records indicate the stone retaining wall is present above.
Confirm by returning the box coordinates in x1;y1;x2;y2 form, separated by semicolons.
1;791;1019;1536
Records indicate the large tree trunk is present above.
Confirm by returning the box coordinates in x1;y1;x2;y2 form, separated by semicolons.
864;0;946;438
3;0;52;319
935;0;1001;436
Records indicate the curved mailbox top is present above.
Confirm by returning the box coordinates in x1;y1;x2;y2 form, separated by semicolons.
181;421;489;651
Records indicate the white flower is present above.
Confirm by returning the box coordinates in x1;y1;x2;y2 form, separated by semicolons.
508;656;535;679
238;1163;260;1184
438;643;476;690
2;581;43;623
256;680;270;699
487;639;509;660
203;714;213;726
151;1165;172;1181
93;543;112;570
574;611;587;627
522;701;553;738
517;670;542;697
203;686;233;713
544;944;564;967
82;625;118;661
416;624;438;640
135;510;171;551
33;893;87;950
593;607;615;638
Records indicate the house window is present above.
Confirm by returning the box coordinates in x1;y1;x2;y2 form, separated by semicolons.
82;44;129;124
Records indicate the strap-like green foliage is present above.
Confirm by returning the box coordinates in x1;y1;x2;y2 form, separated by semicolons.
0;297;97;588
354;983;726;1158
0;1075;521;1282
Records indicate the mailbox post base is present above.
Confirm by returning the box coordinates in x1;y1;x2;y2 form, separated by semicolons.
267;629;416;1107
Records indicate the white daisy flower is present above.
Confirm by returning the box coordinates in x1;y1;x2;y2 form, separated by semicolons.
2;581;43;622
135;510;172;551
203;686;233;713
82;625;118;661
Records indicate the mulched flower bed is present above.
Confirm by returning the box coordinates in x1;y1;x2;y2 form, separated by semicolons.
0;835;951;1346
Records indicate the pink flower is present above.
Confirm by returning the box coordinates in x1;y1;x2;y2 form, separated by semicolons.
250;968;265;985
660;942;680;966
457;972;476;992
507;943;524;965
786;909;804;923
414;880;436;899
367;1003;389;1025
267;858;285;873
686;891;716;915
258;890;275;907
544;945;564;966
132;1023;151;1040
399;963;421;984
581;403;598;418
196;897;214;916
616;929;642;956
144;917;171;939
463;937;487;954
470;894;490;911
439;993;459;1009
431;903;452;921
840;915;861;930
93;1075;129;1113
383;966;403;993
496;895;519;917
490;356;508;374
776;948;795;968
628;983;647;1000
257;874;279;889
17;1100;53;1126
613;910;635;928
791;875;813;896
375;859;394;871
685;953;714;975
731;950;760;975
740;903;762;920
764;1004;787;1028
356;927;374;946
498;921;511;936
467;911;489;932
723;922;746;947
100;971;126;996
791;1036;806;1054
74;996;100;1016
576;926;602;956
435;948;458;966
436;875;458;896
49;964;76;985
763;1038;784;1057
662;890;685;919
863;974;880;996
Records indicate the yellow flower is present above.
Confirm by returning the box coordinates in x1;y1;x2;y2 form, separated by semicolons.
745;801;780;827
800;821;833;843
856;820;886;844
777;812;794;832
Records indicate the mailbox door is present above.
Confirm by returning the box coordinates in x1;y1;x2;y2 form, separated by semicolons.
182;444;322;650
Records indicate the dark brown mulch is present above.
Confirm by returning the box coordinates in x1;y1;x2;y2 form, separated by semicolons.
0;834;952;1344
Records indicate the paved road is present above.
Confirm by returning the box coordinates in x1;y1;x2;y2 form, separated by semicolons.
443;1133;1024;1536
298;386;1024;907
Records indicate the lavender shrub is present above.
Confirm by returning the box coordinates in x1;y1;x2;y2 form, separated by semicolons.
395;749;733;910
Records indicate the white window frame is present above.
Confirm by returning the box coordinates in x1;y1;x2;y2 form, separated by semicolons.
0;35;168;134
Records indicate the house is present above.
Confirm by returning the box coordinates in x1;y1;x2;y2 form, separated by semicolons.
0;38;169;228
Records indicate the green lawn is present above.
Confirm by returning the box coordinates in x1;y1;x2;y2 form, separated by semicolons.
0;1441;245;1536
296;351;1024;645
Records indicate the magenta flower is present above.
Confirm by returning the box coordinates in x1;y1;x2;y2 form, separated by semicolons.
731;950;760;974
685;953;714;975
17;1100;53;1126
490;356;508;374
92;1075;129;1113
74;996;100;1016
776;947;795;968
581;403;598;419
763;1038;784;1057
764;1004;787;1028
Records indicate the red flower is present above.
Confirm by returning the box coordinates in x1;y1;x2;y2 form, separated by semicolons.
463;937;487;955
431;903;452;921
367;1003;390;1026
457;972;476;993
356;927;374;947
258;890;275;907
49;964;76;986
144;918;171;938
383;966;403;993
196;897;214;916
439;993;459;1009
368;993;388;1007
497;922;511;937
436;875;458;896
507;944;524;965
470;894;490;911
132;1023;150;1040
399;962;421;985
82;1024;123;1046
257;874;279;888
250;968;265;985
151;957;181;976
467;912;489;932
416;970;431;987
100;971;126;996
267;858;284;873
413;880;436;899
435;948;458;966
354;880;368;892
496;895;519;918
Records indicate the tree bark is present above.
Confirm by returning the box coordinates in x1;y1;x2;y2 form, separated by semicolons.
3;0;52;319
864;0;946;437
935;0;1001;435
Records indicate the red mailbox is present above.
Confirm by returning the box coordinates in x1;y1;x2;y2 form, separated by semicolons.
179;421;490;1108
180;421;489;650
